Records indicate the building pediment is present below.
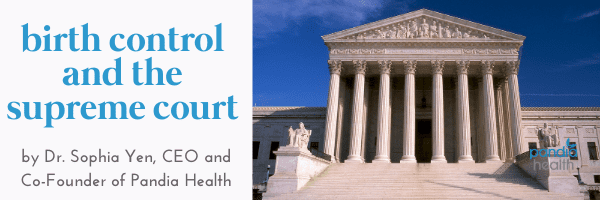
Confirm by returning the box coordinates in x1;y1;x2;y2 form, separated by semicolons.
322;9;525;62
322;9;525;42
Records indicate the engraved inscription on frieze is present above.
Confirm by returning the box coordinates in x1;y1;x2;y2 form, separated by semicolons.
330;48;518;55
386;49;462;54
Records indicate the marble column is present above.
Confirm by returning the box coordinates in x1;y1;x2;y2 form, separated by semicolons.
373;60;392;163
401;60;417;163
457;60;475;163
495;80;507;162
506;60;524;157
346;60;367;163
334;78;346;162
431;60;447;163
360;78;369;159
502;77;514;162
481;61;502;163
324;60;342;161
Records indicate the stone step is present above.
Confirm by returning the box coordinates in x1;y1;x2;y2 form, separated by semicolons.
264;163;575;200
273;195;576;200
277;193;574;198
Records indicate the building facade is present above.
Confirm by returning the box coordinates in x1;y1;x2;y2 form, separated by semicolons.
253;9;600;196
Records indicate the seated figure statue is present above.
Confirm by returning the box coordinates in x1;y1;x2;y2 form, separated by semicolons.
286;122;312;151
538;123;560;149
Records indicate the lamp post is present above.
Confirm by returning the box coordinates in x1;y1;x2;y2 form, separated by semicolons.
577;167;584;185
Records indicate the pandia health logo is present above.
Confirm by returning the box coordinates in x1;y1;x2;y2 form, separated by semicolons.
529;138;577;159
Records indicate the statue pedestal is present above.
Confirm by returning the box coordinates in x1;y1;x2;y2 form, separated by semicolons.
263;146;331;199
516;148;583;198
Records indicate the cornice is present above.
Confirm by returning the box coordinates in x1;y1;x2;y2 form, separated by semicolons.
522;107;600;112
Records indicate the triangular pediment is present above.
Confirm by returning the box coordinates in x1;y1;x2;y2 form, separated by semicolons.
322;9;525;42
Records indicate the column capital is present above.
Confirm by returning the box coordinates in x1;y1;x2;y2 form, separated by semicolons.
327;60;342;75
353;60;367;74
431;60;444;74
481;60;495;75
505;60;520;75
456;60;470;74
377;60;392;74
403;60;417;74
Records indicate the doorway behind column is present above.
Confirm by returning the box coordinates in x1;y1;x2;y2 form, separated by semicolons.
416;119;432;163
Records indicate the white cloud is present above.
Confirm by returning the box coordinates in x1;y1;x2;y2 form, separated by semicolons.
562;53;600;68
571;8;600;21
253;0;412;38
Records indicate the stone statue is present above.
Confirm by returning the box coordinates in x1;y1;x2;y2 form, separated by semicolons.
538;123;560;149
409;20;418;38
430;21;438;38
366;31;374;39
452;27;462;38
286;122;312;150
444;25;451;38
420;18;429;38
376;28;386;38
463;30;471;38
385;26;393;38
390;26;398;39
399;24;408;39
287;126;296;146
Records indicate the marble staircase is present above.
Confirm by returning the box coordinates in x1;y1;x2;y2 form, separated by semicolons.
268;163;581;199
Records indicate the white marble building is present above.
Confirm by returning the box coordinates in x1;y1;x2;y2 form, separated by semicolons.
253;9;600;198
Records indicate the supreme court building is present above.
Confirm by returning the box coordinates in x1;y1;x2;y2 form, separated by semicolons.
253;9;600;199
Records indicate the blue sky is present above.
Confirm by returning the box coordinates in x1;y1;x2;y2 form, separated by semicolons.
253;0;600;107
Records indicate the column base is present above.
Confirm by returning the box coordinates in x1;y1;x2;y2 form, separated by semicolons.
431;156;447;164
458;155;475;163
400;155;417;163
329;155;337;163
485;155;502;163
345;155;364;163
372;156;391;163
505;157;515;163
431;155;446;163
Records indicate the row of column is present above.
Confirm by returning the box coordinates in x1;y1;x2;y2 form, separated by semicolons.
323;60;524;163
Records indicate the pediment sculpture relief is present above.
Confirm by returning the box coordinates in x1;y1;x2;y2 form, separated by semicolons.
344;16;502;40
